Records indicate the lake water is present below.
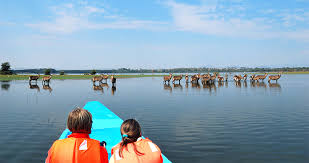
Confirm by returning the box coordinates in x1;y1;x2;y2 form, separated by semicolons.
0;75;309;163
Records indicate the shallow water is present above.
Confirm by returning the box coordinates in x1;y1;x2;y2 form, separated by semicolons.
0;75;309;163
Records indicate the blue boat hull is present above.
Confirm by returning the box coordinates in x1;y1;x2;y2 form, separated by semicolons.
59;101;171;163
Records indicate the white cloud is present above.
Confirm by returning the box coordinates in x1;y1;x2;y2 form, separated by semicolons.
166;0;309;41
26;3;167;34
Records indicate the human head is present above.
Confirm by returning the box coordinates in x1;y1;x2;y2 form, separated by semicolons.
119;119;143;157
67;108;92;134
120;119;142;140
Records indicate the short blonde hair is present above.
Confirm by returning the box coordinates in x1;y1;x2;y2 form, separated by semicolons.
67;108;92;134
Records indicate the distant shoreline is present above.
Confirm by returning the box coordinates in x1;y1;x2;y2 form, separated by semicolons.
1;72;309;81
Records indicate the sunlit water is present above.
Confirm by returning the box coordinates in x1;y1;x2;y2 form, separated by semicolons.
0;75;309;163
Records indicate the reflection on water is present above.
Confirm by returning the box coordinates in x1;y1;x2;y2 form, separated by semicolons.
173;83;183;91
1;81;11;91
93;83;110;94
43;84;53;93
111;86;116;95
2;76;309;163
29;83;40;92
163;83;172;93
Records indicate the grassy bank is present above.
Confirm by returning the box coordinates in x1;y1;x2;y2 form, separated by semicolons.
0;74;165;81
0;72;309;81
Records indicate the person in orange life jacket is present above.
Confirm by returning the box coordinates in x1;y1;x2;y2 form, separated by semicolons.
110;119;163;163
45;108;108;163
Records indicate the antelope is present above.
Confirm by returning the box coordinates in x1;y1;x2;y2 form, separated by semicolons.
268;73;282;83
201;76;210;85
42;75;52;85
252;76;260;82
111;75;116;87
191;75;199;83
217;74;224;82
29;74;40;83
102;74;109;83
185;74;189;83
255;73;268;81
191;74;201;83
92;74;104;84
233;75;242;82
163;73;172;84
172;74;183;84
243;74;247;81
209;73;217;83
250;74;255;81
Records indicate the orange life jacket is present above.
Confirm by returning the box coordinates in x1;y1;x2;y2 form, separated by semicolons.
111;138;163;163
45;133;108;163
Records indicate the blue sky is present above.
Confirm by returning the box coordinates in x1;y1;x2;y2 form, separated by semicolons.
0;0;309;69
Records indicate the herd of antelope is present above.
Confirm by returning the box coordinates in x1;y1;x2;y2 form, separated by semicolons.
164;72;282;84
92;74;117;87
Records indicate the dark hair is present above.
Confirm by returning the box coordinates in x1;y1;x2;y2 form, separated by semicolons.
119;119;144;158
67;108;92;134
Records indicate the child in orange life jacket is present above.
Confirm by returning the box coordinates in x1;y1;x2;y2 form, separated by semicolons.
110;119;163;163
45;108;108;163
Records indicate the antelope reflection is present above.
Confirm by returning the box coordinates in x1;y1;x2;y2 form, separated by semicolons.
111;86;116;95
1;81;11;91
93;83;109;93
268;82;281;92
235;81;242;88
163;83;172;93
218;81;224;88
43;84;52;93
250;81;267;88
29;83;40;92
202;82;216;93
173;83;183;91
191;82;201;90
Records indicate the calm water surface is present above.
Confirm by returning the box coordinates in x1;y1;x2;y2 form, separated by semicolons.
0;75;309;163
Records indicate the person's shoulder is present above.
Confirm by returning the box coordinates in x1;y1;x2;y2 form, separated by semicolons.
140;138;161;152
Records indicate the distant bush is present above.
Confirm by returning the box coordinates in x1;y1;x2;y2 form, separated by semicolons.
44;69;51;75
91;70;96;75
60;71;65;75
0;62;13;75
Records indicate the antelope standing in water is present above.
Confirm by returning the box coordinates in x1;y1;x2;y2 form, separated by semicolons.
209;73;217;83
111;75;116;87
42;75;52;85
255;73;268;81
268;73;282;83
185;74;189;83
233;75;243;82
243;74;247;81
217;74;224;82
101;74;109;83
250;74;255;81
201;75;210;85
29;74;40;83
163;73;172;84
92;74;104;84
173;74;183;84
191;75;199;83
